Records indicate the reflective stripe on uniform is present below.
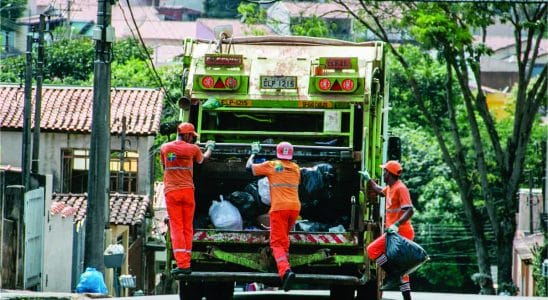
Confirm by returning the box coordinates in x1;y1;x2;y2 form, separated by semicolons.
275;256;288;263
165;166;193;171
173;248;191;253
270;183;299;188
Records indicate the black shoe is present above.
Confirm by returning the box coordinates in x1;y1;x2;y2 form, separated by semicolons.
281;270;295;292
380;274;401;290
171;267;192;278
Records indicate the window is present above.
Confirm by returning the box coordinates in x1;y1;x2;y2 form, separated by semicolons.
61;149;139;193
110;150;139;193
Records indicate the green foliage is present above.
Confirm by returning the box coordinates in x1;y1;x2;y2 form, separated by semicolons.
389;45;454;132
203;0;242;18
291;16;330;37
113;38;151;63
532;244;548;296
237;2;266;25
0;0;26;32
111;58;156;87
407;4;473;51
45;37;95;83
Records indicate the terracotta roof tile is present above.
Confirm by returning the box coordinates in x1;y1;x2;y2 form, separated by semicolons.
0;85;164;135
52;193;150;225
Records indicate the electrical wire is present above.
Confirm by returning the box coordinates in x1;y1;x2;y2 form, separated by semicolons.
121;0;174;104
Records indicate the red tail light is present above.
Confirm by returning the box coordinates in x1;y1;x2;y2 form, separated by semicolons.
341;79;354;91
201;76;214;88
319;78;331;91
225;77;238;89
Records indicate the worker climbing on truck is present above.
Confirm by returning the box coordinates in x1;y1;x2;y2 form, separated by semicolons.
361;160;415;300
246;141;301;292
160;122;215;278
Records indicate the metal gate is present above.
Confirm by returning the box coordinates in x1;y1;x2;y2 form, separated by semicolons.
24;187;44;289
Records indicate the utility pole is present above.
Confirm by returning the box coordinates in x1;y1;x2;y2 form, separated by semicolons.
21;32;33;190
32;15;45;174
117;116;126;193
84;0;114;273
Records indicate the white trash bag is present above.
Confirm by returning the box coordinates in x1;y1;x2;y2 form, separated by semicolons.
209;195;243;230
258;177;271;206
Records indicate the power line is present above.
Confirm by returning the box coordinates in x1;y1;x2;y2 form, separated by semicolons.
121;0;174;103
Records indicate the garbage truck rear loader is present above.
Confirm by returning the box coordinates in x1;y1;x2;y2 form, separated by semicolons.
169;36;390;300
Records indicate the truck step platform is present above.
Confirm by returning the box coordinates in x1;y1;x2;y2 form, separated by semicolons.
176;271;363;286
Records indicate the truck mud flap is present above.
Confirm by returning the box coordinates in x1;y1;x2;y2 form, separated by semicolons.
177;271;366;286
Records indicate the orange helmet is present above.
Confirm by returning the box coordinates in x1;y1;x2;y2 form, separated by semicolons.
177;122;198;136
276;142;293;160
380;160;402;176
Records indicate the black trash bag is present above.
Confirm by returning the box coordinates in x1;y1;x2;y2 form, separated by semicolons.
193;214;211;228
228;191;269;223
299;163;336;221
244;181;261;203
385;232;429;276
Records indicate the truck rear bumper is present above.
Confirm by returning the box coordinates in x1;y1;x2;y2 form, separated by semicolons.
177;271;365;286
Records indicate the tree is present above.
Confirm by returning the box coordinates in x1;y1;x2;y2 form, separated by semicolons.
333;1;546;294
0;0;25;34
204;0;242;18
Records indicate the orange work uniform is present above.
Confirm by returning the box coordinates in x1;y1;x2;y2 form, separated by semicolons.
252;160;301;278
367;180;415;284
160;140;204;269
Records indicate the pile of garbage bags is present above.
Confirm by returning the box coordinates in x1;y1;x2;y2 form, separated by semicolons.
207;163;344;232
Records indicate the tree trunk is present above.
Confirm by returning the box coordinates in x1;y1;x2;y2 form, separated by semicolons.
496;201;518;294
459;191;495;294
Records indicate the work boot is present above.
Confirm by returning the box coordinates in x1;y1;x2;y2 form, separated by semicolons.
171;267;192;278
281;269;295;292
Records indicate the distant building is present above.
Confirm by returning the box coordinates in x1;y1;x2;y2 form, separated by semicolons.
266;1;353;40
0;84;164;294
476;22;548;91
512;188;545;296
157;0;203;21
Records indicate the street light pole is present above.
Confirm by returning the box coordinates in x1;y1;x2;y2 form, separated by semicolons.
84;0;114;274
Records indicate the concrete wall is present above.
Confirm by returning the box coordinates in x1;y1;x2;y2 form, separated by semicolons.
0;131;154;195
517;188;544;233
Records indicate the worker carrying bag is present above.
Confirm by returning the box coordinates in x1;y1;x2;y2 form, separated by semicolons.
385;231;429;276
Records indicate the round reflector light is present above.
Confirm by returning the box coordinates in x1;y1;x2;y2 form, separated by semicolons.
341;79;355;91
201;76;214;89
318;78;331;90
225;77;238;89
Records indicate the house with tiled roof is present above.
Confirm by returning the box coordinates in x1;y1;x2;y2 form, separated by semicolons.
44;193;151;293
0;85;163;195
266;1;355;40
0;84;163;294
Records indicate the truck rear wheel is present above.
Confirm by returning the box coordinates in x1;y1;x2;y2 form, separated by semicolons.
204;282;234;300
330;285;355;300
356;280;379;300
178;280;203;300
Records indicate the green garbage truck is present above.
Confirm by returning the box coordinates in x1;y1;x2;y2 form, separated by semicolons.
168;35;395;300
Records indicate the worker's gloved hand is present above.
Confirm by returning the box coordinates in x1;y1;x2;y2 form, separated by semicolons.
205;140;216;150
250;142;261;154
386;222;400;234
358;170;371;181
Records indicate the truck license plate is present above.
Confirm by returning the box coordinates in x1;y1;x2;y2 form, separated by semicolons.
260;76;297;89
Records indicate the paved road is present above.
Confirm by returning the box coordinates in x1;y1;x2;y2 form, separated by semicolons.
2;290;548;300
115;291;548;300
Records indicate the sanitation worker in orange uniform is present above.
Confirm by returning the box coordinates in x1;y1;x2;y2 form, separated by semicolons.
246;141;301;292
361;160;414;300
160;122;215;278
